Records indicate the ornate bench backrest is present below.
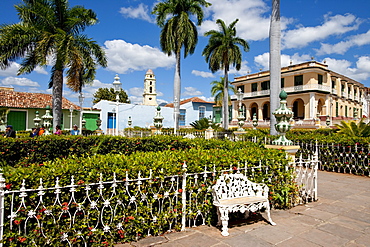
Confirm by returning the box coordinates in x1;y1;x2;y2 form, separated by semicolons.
212;173;269;203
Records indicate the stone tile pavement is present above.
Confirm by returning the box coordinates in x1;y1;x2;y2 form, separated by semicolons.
115;171;370;247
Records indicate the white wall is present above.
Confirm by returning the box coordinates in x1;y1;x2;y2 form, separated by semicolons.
94;100;174;133
94;100;215;133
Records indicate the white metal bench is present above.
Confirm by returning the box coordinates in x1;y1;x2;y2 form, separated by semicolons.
212;173;276;236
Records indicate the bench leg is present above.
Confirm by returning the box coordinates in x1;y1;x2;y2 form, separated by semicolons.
218;207;230;236
216;208;221;226
264;202;276;226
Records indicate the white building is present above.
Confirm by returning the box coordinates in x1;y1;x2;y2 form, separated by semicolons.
93;72;215;133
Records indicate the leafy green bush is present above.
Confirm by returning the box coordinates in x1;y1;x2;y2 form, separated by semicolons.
0;136;298;246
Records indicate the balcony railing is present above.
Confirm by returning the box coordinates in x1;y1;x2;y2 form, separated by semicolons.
231;84;361;100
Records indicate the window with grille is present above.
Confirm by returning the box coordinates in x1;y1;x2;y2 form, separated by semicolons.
199;106;205;119
251;83;258;92
318;74;323;85
294;75;303;86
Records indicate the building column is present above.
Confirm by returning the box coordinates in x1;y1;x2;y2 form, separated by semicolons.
325;95;330;116
309;92;316;119
246;108;251;121
258;107;263;121
232;101;239;121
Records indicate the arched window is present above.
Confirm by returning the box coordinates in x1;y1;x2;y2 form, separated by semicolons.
293;99;305;119
199;106;206;119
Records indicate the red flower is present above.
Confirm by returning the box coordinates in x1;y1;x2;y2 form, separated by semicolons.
14;220;21;225
62;202;68;206
178;189;183;193
5;184;11;190
77;180;84;185
17;237;26;243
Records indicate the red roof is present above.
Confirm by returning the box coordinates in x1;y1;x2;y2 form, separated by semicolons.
165;97;215;108
0;88;80;110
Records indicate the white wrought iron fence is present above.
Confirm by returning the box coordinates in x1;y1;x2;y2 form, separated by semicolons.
0;157;318;246
246;136;370;177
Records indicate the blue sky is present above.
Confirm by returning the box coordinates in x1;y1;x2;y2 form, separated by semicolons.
1;0;370;107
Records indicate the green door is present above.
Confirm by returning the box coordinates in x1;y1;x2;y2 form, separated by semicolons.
7;111;26;131
83;113;99;131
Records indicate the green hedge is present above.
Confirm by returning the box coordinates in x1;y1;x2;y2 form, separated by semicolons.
1;138;297;246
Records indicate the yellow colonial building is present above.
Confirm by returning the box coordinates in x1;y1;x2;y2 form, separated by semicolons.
231;61;367;127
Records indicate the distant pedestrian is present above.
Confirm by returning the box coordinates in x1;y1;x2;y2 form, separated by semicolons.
54;125;62;135
38;125;45;136
29;128;37;137
70;125;80;135
4;125;16;138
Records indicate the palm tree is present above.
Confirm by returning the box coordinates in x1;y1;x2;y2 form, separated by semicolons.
152;0;211;130
269;0;281;135
202;19;249;129
210;77;236;106
335;120;370;137
0;0;107;128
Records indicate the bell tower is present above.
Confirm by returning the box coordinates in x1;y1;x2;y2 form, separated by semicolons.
143;69;157;106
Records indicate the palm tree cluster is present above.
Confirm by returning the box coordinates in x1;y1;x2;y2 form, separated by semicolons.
152;0;249;130
1;0;251;131
335;119;370;137
202;19;249;129
0;0;107;127
152;0;211;131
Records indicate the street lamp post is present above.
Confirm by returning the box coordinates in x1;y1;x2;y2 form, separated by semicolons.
69;106;74;130
173;97;179;135
113;75;122;136
112;107;116;135
78;92;84;135
236;88;245;131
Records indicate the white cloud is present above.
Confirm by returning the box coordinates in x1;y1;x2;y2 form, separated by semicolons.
183;86;202;97
34;66;48;75
228;61;251;76
103;40;175;74
0;63;20;76
0;77;40;87
119;3;155;23
316;29;370;55
283;14;361;49
128;87;143;97
191;70;215;78
325;56;370;82
157;98;169;106
197;96;215;102
128;95;143;105
254;52;312;70
0;63;48;76
200;0;293;41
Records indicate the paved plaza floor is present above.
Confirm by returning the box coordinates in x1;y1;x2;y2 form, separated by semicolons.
115;171;370;247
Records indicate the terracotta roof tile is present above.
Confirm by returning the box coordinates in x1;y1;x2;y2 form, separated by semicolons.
165;97;215;108
0;89;80;110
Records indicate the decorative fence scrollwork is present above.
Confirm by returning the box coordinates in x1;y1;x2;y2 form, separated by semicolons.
0;158;318;246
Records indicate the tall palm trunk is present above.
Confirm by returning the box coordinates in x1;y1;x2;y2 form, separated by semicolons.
223;67;229;129
52;70;64;128
269;0;281;135
173;50;181;131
